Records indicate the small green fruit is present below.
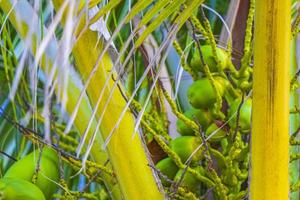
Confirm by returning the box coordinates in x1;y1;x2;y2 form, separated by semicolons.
190;45;229;72
170;136;203;164
227;98;252;133
0;178;46;200
176;108;212;136
155;157;178;186
187;76;228;109
205;123;227;142
174;166;205;192
4;147;59;199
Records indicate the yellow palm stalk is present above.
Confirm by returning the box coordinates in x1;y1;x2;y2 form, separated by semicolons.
251;0;290;199
51;1;164;199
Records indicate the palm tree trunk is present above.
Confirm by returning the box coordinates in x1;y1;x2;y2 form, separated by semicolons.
251;0;290;199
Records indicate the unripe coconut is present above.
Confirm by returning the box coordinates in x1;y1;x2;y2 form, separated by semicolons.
205;123;227;142
155;157;178;186
227;98;252;133
170;136;203;164
176;108;212;136
174;166;205;192
187;76;228;109
0;178;46;200
4;147;59;199
190;45;229;72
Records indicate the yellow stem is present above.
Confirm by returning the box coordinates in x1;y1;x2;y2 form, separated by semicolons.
251;1;290;199
51;1;164;199
71;26;164;200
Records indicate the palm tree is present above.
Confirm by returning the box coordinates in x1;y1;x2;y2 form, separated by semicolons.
0;0;299;199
